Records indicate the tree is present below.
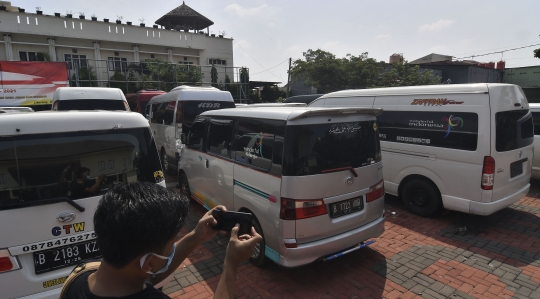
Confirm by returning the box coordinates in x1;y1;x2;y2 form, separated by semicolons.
260;86;286;103
534;48;540;59
290;49;440;93
211;64;218;87
70;65;98;87
108;70;127;93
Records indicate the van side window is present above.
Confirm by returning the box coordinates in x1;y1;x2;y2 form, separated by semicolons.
150;104;159;123
187;121;206;150
234;119;275;170
153;101;176;125
176;102;183;124
207;119;234;158
377;111;479;151
532;112;540;136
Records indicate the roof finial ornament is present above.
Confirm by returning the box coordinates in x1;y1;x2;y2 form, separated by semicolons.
183;1;185;4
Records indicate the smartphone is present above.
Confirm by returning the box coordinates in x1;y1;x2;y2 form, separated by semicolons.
212;210;253;236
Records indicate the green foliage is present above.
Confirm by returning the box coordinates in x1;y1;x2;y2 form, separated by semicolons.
534;48;540;59
260;86;286;103
71;65;98;87
240;67;249;84
108;70;127;93
211;65;218;87
290;49;440;93
37;51;51;61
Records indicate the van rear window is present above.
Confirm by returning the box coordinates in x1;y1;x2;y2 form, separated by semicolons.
282;121;381;176
58;99;126;111
495;110;534;152
0;128;162;210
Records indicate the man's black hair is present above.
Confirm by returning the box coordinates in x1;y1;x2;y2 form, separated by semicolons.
76;167;90;178
93;182;189;268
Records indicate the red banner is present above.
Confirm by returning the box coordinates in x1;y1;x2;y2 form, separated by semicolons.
0;61;69;107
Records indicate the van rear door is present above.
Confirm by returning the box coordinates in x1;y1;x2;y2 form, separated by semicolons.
0;127;162;298
281;113;384;245
488;85;533;202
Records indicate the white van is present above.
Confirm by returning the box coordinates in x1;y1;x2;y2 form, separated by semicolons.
147;85;235;174
530;103;540;179
0;111;164;298
52;87;130;111
178;107;385;267
310;83;534;216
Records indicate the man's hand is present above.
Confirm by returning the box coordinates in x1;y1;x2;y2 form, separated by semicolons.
225;225;262;267
192;206;227;243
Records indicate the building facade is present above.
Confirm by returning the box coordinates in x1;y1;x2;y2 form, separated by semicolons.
504;65;540;103
0;2;238;91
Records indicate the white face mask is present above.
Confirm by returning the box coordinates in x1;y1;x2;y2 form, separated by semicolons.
139;243;176;278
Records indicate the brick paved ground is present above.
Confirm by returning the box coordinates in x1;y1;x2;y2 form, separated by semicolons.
162;175;540;299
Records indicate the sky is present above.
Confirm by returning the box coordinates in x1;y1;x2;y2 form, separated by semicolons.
14;0;540;86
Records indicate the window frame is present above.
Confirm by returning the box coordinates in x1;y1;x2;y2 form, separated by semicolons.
206;118;235;159
233;117;279;172
108;57;128;72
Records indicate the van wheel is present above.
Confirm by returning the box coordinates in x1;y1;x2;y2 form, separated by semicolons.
249;217;269;267
161;148;170;174
179;173;191;203
402;179;442;217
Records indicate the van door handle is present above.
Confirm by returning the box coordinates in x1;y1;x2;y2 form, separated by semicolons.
205;159;209;168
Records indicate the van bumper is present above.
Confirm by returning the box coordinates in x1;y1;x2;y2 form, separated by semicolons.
18;287;60;299
468;184;529;216
278;214;385;268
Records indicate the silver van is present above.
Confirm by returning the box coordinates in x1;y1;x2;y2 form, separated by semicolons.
178;107;385;267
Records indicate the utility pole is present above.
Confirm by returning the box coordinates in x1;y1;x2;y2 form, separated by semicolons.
286;57;291;98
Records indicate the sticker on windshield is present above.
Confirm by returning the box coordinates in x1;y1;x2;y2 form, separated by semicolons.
198;102;220;108
328;123;361;135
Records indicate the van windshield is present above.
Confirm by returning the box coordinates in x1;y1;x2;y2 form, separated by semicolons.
0;128;163;210
58;99;126;111
282;121;381;176
181;101;236;133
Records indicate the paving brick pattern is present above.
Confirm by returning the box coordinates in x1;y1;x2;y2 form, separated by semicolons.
162;175;540;298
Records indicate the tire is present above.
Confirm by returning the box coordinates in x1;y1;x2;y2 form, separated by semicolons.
249;216;269;267
401;179;442;217
179;173;191;203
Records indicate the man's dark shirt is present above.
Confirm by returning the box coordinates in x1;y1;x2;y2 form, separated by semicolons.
64;271;170;299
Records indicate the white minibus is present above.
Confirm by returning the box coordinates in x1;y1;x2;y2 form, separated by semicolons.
147;85;235;173
0;111;164;298
309;83;533;216
178;107;386;267
52;87;130;111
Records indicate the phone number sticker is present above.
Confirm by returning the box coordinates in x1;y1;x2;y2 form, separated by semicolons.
8;231;97;255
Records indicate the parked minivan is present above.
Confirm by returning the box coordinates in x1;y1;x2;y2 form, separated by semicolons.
310;83;533;216
52;87;130;111
126;89;166;114
0;111;164;298
147;85;235;173
530;103;540;179
178;107;385;267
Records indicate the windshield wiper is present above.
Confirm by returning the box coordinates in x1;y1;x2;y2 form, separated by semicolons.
321;166;358;177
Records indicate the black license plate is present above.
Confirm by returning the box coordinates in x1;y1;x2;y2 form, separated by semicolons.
330;197;364;218
34;240;101;274
510;160;524;178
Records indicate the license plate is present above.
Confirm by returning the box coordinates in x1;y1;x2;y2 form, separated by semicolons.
33;240;101;274
330;197;364;218
510;160;524;178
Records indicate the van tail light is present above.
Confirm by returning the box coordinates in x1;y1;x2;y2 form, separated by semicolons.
280;197;327;220
0;249;20;273
481;156;495;190
366;180;385;202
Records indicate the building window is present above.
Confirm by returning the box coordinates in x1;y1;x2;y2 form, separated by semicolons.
98;161;106;171
19;51;45;62
65;54;88;70
0;173;6;184
182;61;194;65
107;160;115;169
208;59;226;66
108;57;128;71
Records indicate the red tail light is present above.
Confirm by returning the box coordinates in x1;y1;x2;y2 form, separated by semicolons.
481;156;495;190
0;250;19;273
366;180;384;202
280;197;327;220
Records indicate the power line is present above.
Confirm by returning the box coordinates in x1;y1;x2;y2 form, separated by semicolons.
453;41;540;56
455;43;540;60
250;59;289;76
234;40;281;81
